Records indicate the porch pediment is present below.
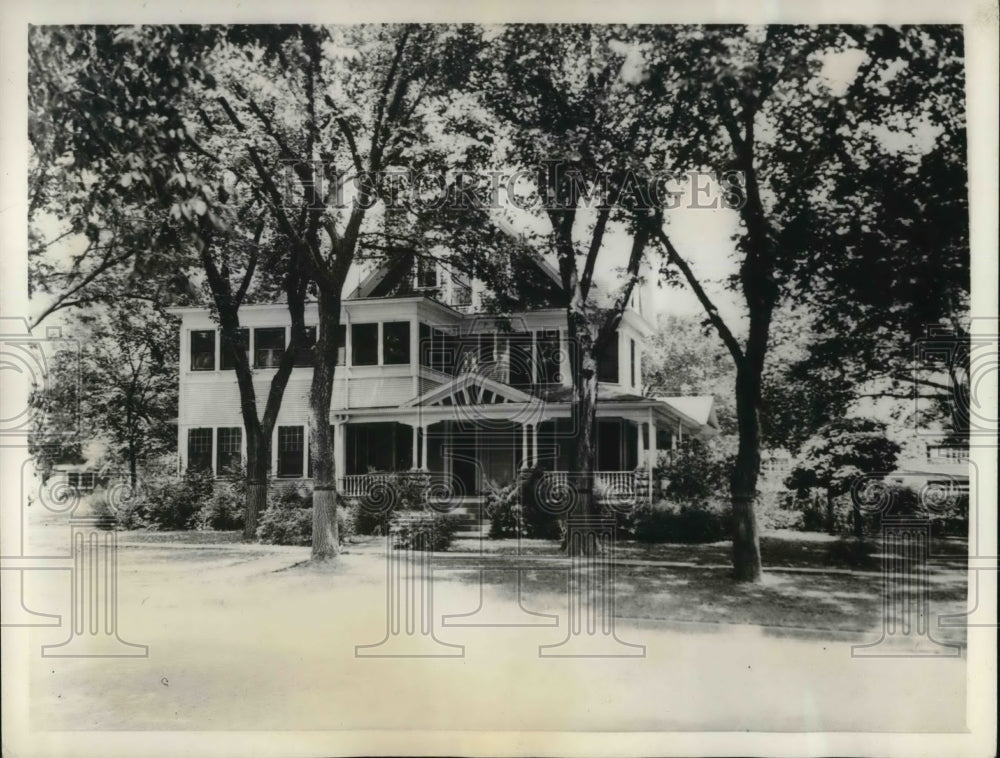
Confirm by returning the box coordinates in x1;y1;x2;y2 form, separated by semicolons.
403;373;534;408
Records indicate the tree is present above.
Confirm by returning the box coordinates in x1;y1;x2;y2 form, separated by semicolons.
200;24;477;558
453;25;671;539
29;301;178;487
645;25;967;580
785;417;900;537
28;26;316;539
643;313;737;435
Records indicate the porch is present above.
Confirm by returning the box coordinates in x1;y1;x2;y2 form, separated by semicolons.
336;415;681;505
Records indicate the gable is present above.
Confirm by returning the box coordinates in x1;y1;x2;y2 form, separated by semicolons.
404;373;533;408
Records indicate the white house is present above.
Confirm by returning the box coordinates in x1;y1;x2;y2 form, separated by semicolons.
168;255;718;503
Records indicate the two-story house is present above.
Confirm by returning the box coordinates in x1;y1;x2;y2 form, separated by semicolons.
169;254;718;504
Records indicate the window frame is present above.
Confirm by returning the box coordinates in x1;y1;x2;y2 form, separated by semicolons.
187;428;213;473
220;328;250;371
253;327;286;369
190;330;216;371
351;323;379;366
382;321;411;365
276;425;305;478
216;427;243;475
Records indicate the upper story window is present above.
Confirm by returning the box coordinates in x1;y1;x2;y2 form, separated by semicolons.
254;327;285;369
383;322;411;365
190;330;216;371
508;332;532;388
220;328;250;371
293;326;317;367
536;330;561;385
335;324;347;366
597;332;619;384
352;323;378;366
415;257;438;289
630;338;637;388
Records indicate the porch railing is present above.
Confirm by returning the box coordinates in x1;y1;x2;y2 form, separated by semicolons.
340;473;394;498
541;470;649;499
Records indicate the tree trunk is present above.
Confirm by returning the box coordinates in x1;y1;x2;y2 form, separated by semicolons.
243;428;269;541
564;308;600;556
826;489;836;535
731;363;763;582
308;291;341;560
852;495;865;540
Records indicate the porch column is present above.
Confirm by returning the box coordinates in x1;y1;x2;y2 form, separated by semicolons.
647;409;657;472
677;419;683;445
635;420;644;469
648;408;657;505
412;424;419;469
334;421;346;488
521;424;529;469
420;424;429;471
532;424;539;467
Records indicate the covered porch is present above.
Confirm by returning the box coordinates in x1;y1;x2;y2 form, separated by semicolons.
336;375;712;504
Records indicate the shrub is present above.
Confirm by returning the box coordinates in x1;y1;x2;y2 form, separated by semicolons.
390;512;461;551
484;479;521;538
256;500;312;545
519;466;563;540
352;502;390;535
755;491;806;531
633;499;730;544
197;477;246;531
143;467;215;530
656;439;730;502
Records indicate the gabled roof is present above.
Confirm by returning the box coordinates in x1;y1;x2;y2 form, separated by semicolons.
655;396;719;430
403;372;535;408
346;247;563;303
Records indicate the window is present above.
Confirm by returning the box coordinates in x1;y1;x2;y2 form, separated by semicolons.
537;330;561;385
630;339;636;388
598;332;619;384
451;276;471;309
188;428;213;472
478;333;495;365
419;323;432;367
254;327;285;368
277;426;304;478
509;332;532;387
67;472;95;491
190;330;215;371
220;328;250;371
293;326;317;367
335;324;347;366
352;323;378;365
415;257;438;289
383;321;411;365
216;427;242;475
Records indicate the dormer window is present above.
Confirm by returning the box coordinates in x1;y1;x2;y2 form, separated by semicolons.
415;257;438;290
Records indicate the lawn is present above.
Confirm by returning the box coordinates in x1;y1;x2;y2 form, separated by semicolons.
17;514;968;734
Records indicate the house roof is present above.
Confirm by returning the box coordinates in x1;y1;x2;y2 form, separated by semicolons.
655;396;719;429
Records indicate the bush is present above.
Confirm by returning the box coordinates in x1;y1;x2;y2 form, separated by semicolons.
390;512;461;551
484;479;522;538
256;501;312;545
197;477;246;531
755;491;806;531
143;467;215;530
633;499;730;544
519;466;563;540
